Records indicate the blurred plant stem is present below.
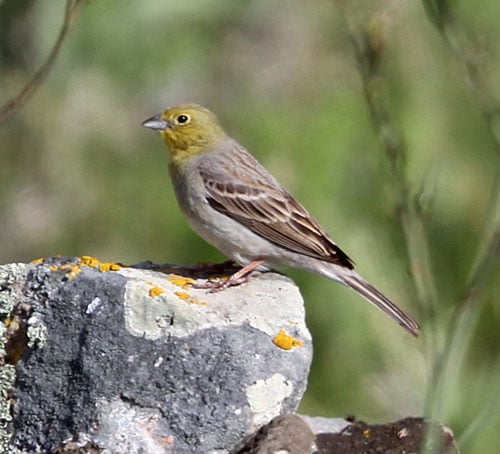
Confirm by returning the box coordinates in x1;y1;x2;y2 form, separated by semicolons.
339;0;499;450
336;7;438;321
421;0;500;449
333;12;441;444
0;0;85;125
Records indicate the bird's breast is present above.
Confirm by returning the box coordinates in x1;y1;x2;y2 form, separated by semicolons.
169;164;279;267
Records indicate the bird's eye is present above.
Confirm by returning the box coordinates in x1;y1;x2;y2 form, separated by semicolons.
177;114;190;124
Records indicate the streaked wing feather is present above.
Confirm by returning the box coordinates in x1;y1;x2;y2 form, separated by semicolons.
199;148;354;269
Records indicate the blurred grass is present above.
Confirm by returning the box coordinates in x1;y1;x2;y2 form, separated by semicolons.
1;1;499;452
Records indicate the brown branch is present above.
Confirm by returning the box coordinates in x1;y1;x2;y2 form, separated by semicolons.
0;0;86;125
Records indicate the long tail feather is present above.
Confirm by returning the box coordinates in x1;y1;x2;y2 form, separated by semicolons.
327;267;420;336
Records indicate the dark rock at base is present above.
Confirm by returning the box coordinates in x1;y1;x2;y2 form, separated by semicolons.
236;414;458;454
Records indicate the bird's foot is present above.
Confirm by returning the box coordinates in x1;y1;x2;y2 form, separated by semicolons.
193;259;264;293
192;274;250;292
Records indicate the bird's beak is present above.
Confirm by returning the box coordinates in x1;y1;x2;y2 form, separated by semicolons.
141;114;169;131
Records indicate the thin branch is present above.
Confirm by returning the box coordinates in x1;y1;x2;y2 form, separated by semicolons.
0;0;86;125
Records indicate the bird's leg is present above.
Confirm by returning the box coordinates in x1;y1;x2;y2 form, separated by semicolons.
193;260;265;292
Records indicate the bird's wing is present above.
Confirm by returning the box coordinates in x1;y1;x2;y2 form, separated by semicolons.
198;146;354;269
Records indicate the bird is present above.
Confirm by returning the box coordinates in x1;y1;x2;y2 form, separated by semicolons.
141;103;420;336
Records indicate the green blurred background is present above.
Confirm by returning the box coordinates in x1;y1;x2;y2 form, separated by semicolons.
1;1;499;452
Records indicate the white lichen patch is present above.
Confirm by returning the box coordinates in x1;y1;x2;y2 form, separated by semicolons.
0;365;16;452
0;264;28;452
27;314;48;349
119;268;310;342
94;398;172;454
246;374;293;427
0;264;28;317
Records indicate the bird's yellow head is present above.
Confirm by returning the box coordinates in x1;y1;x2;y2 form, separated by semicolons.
142;104;227;164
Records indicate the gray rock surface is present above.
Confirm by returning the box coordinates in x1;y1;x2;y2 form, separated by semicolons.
0;257;312;453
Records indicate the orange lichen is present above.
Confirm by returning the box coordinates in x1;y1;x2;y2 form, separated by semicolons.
80;256;121;272
47;256;121;280
272;329;304;350
48;263;80;280
174;291;190;300
80;255;100;267
61;264;81;280
149;285;165;297
188;297;208;306
98;262;121;272
168;274;194;289
173;290;207;306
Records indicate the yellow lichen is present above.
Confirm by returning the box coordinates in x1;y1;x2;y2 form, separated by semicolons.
363;429;371;438
98;262;121;272
67;266;81;280
80;255;100;267
79;256;121;272
188;297;208;306
272;329;304;350
46;256;120;281
31;257;44;264
48;263;81;280
168;274;194;289
149;286;165;297
175;291;190;300
172;290;207;306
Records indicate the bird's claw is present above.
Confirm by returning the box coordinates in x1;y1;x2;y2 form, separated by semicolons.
191;259;264;292
192;274;250;292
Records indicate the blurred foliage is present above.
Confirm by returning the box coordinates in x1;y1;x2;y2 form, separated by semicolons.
1;1;499;452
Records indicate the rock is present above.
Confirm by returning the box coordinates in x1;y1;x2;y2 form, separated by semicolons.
236;413;459;454
233;413;315;453
0;257;458;453
0;257;312;453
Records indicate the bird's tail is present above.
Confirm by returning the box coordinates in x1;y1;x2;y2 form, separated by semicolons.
322;266;420;336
